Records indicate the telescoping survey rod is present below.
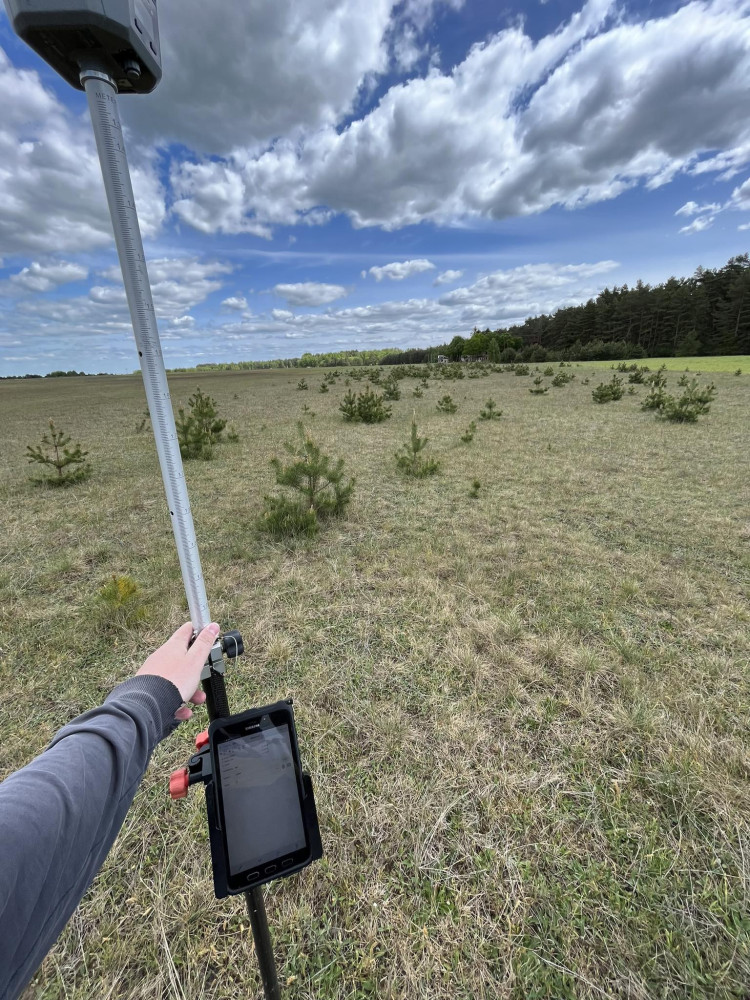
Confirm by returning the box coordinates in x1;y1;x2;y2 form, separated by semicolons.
4;2;281;997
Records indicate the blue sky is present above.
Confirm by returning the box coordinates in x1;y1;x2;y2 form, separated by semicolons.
1;0;750;375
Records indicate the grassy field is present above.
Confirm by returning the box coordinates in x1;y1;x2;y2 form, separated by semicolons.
1;362;749;999
577;355;749;373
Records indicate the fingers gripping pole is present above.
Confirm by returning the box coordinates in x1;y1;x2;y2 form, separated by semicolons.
80;66;210;630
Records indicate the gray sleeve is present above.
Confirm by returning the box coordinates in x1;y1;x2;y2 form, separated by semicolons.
0;674;184;1000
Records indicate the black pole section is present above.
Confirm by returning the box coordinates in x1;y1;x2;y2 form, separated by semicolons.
202;669;282;1000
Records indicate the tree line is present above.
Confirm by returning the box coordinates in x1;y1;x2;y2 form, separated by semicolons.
384;253;750;365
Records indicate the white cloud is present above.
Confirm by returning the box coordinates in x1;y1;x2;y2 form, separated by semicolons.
221;296;248;311
121;0;397;154
97;258;232;317
9;260;88;292
433;269;464;286
171;0;750;236
675;200;721;217
392;23;428;72
272;282;348;306
738;221;750;230
0;48;165;254
368;259;435;281
728;176;750;210
679;215;715;234
272;309;295;321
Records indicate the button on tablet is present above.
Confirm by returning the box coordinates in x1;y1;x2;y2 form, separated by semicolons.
264;864;277;874
282;858;293;867
247;871;259;882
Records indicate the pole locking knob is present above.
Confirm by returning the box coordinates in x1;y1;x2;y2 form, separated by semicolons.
169;767;189;800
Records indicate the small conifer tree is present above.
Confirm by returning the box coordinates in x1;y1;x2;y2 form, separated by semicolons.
259;424;354;537
340;389;359;421
436;394;458;414
413;386;424;398
340;387;392;423
395;416;440;477
382;377;401;400
641;385;668;411
460;421;477;443
529;377;549;395
479;398;502;419
95;574;146;628
592;375;624;403
469;479;481;499
176;388;226;459
297;378;309;390
26;420;91;485
318;382;329;394
656;380;717;422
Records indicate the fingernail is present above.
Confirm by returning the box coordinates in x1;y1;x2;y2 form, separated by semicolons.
208;623;220;637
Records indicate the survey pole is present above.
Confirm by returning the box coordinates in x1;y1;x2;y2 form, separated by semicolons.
80;63;281;1000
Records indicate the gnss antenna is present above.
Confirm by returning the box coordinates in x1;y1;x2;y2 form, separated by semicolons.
4;2;281;996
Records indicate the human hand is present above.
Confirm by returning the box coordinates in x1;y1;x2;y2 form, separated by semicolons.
136;622;219;721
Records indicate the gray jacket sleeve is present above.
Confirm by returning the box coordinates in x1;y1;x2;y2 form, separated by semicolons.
0;674;184;1000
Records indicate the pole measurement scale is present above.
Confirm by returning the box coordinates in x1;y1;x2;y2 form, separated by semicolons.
4;2;322;996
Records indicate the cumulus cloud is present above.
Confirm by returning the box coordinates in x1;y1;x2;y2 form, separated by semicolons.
221;296;248;311
433;269;464;286
97;258;232;316
121;0;397;154
679;215;715;234
9;260;88;292
272;282;348;306
0;48;165;254
368;259;435;281
171;0;750;236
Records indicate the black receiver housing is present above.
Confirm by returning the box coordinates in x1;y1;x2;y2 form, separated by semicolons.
3;0;161;92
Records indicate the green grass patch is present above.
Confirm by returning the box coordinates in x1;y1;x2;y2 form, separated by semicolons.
576;354;750;373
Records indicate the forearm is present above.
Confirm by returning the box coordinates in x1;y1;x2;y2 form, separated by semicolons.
0;675;182;1000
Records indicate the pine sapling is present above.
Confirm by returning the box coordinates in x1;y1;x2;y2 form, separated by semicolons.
259;424;354;537
176;387;226;460
529;377;549;395
340;390;358;422
395;415;440;477
297;378;309;390
460;421;477;443
656;379;717;422
318;382;329;393
479;398;502;419
436;394;458;414
95;574;146;628
641;385;668;411
382;377;401;400
26;420;91;485
469;479;481;499
592;375;624;403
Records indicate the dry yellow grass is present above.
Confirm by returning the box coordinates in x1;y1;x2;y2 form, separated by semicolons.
0;363;749;999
